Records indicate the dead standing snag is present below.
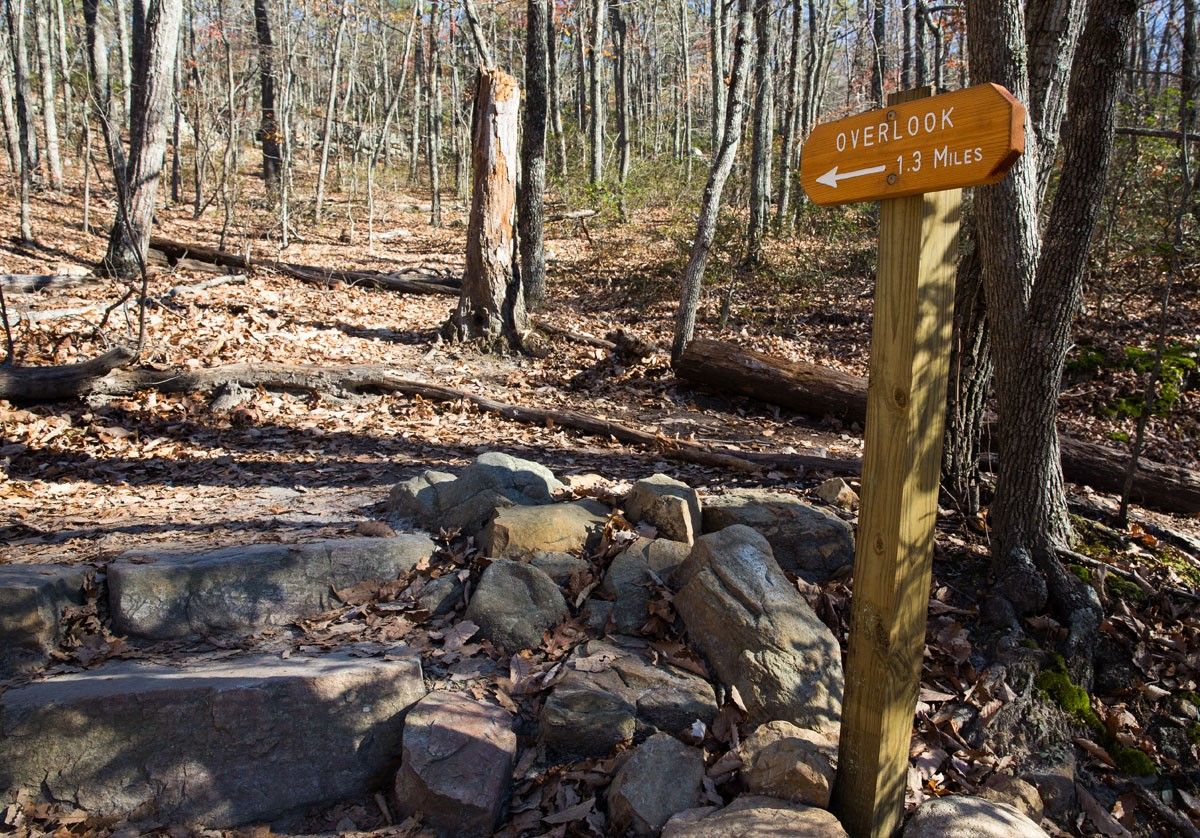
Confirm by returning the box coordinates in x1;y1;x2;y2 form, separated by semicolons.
443;67;527;350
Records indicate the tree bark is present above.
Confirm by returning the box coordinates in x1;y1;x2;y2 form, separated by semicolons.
1;28;19;175
546;3;567;176
101;0;184;279
871;0;886;105
520;0;549;309
775;0;802;231
671;0;753;362
114;0;133;117
710;0;726;151
608;0;630;204
253;0;282;199
443;68;526;349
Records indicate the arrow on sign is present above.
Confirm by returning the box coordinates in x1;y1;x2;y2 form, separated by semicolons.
816;164;888;189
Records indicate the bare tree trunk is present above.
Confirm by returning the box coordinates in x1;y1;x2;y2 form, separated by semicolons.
254;0;282;199
743;0;773;266
520;0;548;309
32;0;62;190
710;0;726;151
170;30;181;203
902;0;912;87
679;0;692;180
427;0;442;226
114;0;133;117
101;0;184;278
53;0;72;140
546;2;567;176
462;0;493;67
314;0;347;222
671;0;753;362
608;0;629;213
0;23;21;176
588;0;603;186
443;67;526;348
871;0;886;104
775;0;802;231
5;0;34;241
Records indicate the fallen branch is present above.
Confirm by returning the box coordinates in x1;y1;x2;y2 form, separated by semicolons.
3;274;104;294
71;361;857;477
148;236;460;296
675;338;1200;515
1055;547;1200;603
0;347;137;402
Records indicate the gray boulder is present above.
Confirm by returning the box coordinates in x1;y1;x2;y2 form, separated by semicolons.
737;721;837;807
108;535;435;639
530;551;590;586
0;651;425;826
702;489;854;580
626;474;702;543
394;691;516;837
416;573;464;616
902;796;1049;838
0;564;87;676
481;499;609;558
673;526;843;737
388;452;564;536
608;733;704;835
600;538;690;634
464;560;568;653
662;796;848;838
539;641;718;761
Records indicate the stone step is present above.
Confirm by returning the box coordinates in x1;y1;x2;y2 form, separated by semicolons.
0;651;426;828
109;535;436;639
0;564;87;677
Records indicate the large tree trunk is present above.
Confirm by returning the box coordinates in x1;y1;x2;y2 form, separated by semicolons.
942;0;1088;516
114;0;133;117
671;0;753;362
674;338;1200;516
443;68;526;349
32;0;63;190
870;0;886;105
253;0;281;199
743;0;773;266
520;0;549;310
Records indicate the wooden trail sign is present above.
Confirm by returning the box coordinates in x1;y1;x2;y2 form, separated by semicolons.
801;87;1023;838
800;83;1025;206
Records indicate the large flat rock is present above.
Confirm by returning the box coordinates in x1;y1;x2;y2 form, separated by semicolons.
0;652;426;827
109;535;435;638
0;564;87;676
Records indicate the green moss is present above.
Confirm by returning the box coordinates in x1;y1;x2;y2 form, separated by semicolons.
1181;691;1200;706
1112;744;1156;776
1020;638;1040;650
1036;660;1103;733
1106;575;1149;603
1188;724;1200;745
1069;564;1092;583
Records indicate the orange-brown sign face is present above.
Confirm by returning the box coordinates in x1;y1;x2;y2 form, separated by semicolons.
800;83;1026;206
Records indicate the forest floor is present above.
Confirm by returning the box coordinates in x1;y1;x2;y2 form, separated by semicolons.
1;162;1199;836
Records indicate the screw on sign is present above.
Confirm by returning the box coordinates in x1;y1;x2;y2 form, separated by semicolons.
800;83;1026;206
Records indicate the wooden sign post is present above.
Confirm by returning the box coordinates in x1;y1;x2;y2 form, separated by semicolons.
800;86;1025;838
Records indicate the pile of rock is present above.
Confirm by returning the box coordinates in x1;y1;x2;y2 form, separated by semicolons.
0;452;1053;837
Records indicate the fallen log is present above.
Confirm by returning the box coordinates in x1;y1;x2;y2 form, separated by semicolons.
148;237;460;296
3;274;104;294
0;347;137;402
0;359;853;477
675;338;1200;515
